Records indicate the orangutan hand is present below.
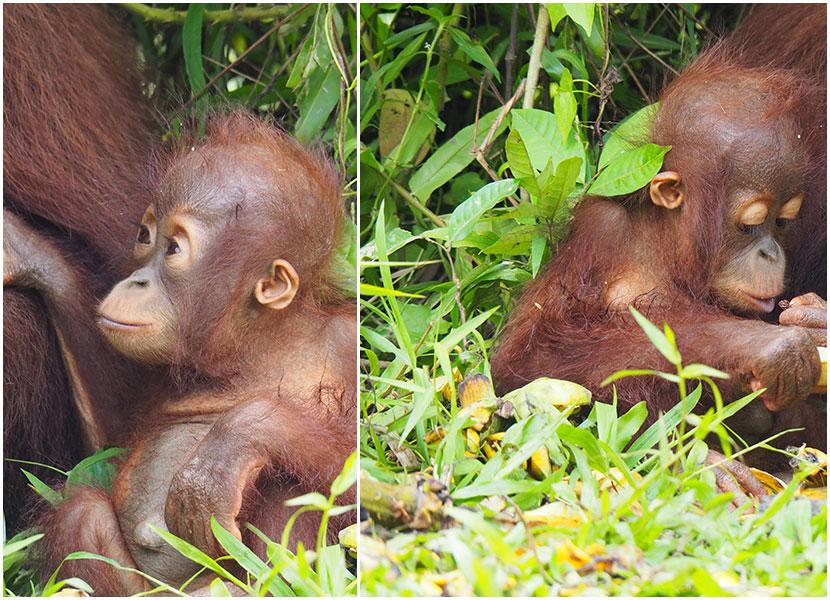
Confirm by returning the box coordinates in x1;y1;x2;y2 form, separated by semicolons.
779;293;827;346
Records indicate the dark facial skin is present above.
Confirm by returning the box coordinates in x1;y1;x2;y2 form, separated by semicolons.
712;126;805;314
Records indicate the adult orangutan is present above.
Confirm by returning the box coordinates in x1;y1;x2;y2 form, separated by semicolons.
5;113;357;595
3;4;154;529
491;39;825;479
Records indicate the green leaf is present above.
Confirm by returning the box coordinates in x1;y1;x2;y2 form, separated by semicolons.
564;3;595;36
447;179;519;242
317;544;351;596
209;579;232;597
626;385;702;461
448;28;500;81
398;368;434;443
295;65;341;143
409;108;507;201
537;156;582;219
588;143;670;197
66;447;126;491
182;4;207;97
147;529;248;591
504;130;538;196
628;306;681;366
546;4;568;31
286;31;315;89
2;533;43;558
208;517;295;596
359;283;424;298
615;401;648;451
481;223;541;255
511;109;585;181
679;364;730;380
330;451;357;496
553;69;577;144
530;234;546;277
21;470;61;506
599;103;660;170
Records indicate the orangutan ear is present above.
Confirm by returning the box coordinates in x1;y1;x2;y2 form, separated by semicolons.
254;259;299;310
649;171;683;210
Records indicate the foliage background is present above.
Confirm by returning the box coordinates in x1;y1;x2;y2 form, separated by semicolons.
358;3;826;596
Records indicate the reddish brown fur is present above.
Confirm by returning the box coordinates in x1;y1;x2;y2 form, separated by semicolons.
3;4;154;530
34;115;356;594
491;11;825;466
163;113;351;384
728;4;826;298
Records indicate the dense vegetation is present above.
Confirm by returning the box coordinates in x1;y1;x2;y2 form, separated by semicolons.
358;4;827;596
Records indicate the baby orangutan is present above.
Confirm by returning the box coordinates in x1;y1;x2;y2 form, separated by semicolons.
4;114;356;595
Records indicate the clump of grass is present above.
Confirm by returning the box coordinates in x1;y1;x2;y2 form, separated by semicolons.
3;452;357;597
359;309;827;596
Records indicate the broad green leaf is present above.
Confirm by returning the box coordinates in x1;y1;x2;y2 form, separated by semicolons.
546;4;568;31
599;102;660;170
317;544;351;596
409;108;507;200
449;28;500;81
587;143;670;197
295;65;341;143
360;226;413;261
182;5;206;97
614;401;649;451
66;447;126;491
504;130;538;196
625;385;702;462
287;31;315;89
510;109;585;181
577;6;605;58
564;3;595;36
481;224;540;255
537;156;582;219
447;179;518;242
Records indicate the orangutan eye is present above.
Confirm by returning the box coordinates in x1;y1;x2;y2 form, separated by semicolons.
165;240;181;256
137;225;151;244
738;223;763;235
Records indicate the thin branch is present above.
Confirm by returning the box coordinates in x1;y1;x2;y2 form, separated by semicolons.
474;79;526;207
522;6;550;109
391;180;446;228
121;3;293;24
